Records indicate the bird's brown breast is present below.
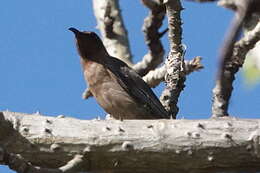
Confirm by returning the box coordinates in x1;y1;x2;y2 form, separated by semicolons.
81;59;154;119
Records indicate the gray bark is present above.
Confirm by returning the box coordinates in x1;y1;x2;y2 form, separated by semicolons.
160;0;186;118
1;111;260;173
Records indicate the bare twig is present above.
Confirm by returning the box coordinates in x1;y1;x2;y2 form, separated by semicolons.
233;21;260;62
143;65;166;88
133;0;166;76
212;0;255;117
143;57;203;88
218;0;252;84
160;0;186;119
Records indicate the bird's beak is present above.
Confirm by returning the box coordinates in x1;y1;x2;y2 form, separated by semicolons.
69;27;80;35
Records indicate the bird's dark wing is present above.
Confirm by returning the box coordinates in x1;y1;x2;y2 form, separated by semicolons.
104;56;169;119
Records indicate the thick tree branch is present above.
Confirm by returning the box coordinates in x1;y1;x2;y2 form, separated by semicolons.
160;0;186;118
2;111;260;173
133;0;166;76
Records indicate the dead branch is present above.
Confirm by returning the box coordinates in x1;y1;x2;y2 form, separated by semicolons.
2;111;260;173
217;0;252;84
160;0;186;118
133;0;166;76
212;0;258;117
184;56;204;75
143;65;166;88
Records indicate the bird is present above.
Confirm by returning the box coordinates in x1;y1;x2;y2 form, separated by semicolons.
69;27;169;119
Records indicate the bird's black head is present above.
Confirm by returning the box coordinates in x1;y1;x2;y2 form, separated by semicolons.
69;27;107;61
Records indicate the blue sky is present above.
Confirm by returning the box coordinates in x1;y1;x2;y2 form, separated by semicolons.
1;1;259;172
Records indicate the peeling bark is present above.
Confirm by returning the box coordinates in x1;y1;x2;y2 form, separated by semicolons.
160;0;186;118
